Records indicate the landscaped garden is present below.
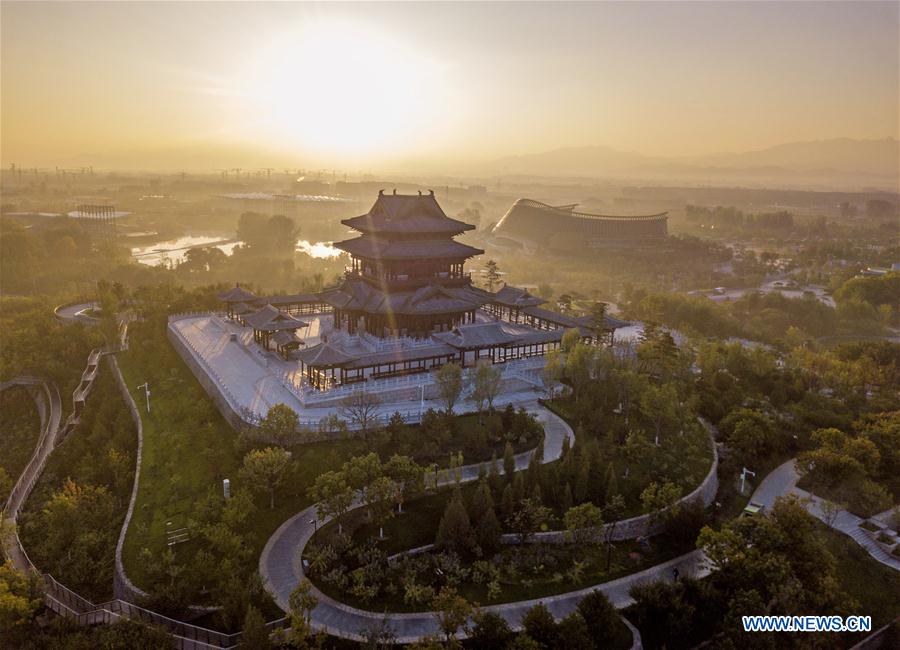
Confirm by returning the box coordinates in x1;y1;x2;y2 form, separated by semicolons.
113;289;547;631
303;327;716;613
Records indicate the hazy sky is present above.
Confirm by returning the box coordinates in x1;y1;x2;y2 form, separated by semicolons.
2;1;898;170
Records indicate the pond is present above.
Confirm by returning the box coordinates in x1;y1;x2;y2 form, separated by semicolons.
132;237;343;266
131;235;239;266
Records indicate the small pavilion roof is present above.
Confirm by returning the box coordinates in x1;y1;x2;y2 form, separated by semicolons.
433;322;521;350
343;344;457;370
521;305;628;331
244;304;308;331
232;302;255;315
295;341;354;368
491;285;546;309
333;236;483;261
342;191;475;236
265;293;324;306
218;285;258;303
271;330;304;348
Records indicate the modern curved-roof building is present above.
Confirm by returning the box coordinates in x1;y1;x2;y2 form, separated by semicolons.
492;198;668;251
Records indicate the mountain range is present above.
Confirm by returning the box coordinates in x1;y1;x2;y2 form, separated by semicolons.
488;138;899;187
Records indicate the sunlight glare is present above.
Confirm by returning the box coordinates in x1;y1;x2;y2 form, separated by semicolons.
237;22;447;157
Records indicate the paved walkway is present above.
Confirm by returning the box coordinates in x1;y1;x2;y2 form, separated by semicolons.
751;459;900;572
259;404;582;640
54;301;100;325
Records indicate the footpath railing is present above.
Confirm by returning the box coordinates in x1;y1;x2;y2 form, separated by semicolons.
43;573;289;650
2;360;289;647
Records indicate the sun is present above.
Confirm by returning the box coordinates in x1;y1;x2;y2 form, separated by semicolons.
235;21;447;159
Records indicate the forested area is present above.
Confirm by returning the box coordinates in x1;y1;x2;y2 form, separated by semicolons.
0;387;41;505
17;370;137;602
621;272;898;347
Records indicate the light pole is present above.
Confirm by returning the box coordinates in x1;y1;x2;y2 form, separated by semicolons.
309;518;318;542
740;467;756;495
137;382;150;413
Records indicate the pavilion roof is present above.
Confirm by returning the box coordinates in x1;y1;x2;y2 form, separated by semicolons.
491;285;546;308
321;279;488;316
218;285;257;303
295;341;354;368
264;293;324;306
271;330;304;347
243;304;308;331
232;302;255;315
343;343;457;370
520;305;628;331
333;235;484;261
342;191;475;235
433;322;522;349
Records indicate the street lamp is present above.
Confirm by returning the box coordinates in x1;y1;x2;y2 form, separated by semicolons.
136;382;151;413
740;467;756;495
309;518;318;542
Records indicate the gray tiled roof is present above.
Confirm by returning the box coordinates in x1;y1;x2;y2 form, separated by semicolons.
343;344;458;370
271;330;303;347
321;279;488;316
218;285;258;303
342;192;475;235
492;285;546;308
521;305;628;331
295;342;355;367
333;236;483;261
244;304;308;331
433;322;522;349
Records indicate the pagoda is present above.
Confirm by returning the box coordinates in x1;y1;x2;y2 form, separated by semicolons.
323;190;489;338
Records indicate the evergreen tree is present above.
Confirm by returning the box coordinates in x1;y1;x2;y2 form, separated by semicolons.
586;442;605;504
475;505;503;556
574;460;590;504
561;482;574;513
239;605;272;650
503;442;516;481
488;452;503;496
603;462;619;505
435;490;475;554
501;484;515;520
469;480;494;524
512;472;526;504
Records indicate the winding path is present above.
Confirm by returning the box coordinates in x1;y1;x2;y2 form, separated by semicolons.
260;404;713;642
1;377;63;573
751;459;900;572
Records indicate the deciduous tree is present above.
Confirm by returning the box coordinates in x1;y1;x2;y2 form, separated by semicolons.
240;447;291;509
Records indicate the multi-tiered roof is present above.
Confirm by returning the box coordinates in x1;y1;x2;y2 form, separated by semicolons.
324;191;488;338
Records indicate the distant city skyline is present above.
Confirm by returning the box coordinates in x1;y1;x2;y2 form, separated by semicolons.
2;1;898;170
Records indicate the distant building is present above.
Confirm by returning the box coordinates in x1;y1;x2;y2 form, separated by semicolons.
491;198;668;252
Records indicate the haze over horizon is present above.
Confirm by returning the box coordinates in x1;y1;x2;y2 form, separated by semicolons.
2;1;898;178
